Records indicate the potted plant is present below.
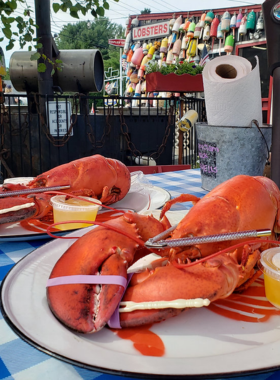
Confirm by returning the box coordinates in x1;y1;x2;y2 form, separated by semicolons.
145;60;204;93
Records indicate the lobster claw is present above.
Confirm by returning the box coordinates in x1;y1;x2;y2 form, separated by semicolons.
47;211;169;333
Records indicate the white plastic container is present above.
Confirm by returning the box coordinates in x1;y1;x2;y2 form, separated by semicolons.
51;195;102;231
260;248;280;309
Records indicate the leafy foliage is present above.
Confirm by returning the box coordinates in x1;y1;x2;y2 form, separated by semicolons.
141;8;151;14
56;18;125;72
145;60;204;76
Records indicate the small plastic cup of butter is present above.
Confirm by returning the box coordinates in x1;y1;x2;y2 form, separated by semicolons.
260;248;280;309
51;195;102;231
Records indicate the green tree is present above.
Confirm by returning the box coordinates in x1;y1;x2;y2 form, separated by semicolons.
56;18;124;70
0;0;119;53
141;8;151;14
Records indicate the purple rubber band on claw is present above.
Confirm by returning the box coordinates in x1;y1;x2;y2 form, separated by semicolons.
108;272;134;329
46;275;127;288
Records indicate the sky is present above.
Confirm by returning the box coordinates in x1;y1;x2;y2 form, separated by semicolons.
1;0;265;67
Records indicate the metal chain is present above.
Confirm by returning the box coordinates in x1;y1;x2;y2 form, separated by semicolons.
117;101;174;162
87;104;112;148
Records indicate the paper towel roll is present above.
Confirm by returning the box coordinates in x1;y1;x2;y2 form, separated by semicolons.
202;55;262;127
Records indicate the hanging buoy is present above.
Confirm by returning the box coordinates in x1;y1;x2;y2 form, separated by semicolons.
138;68;144;80
224;35;234;54
181;37;188;50
254;11;264;39
194;22;202;39
221;11;231;43
230;12;237;38
160;37;168;54
131;16;139;27
246;9;256;31
183;13;191;31
193;54;200;64
200;11;207;28
169;13;176;30
173;37;182;56
147;45;156;59
166;50;174;64
172;15;183;34
179;23;185;34
131;46;144;67
178;110;198;132
126;16;131;26
133;41;140;51
140;55;151;71
205;10;215;25
256;11;264;31
236;9;243;28
187;21;196;38
126;49;133;63
124;31;132;54
142;42;148;55
130;69;139;84
203;25;210;41
167;34;173;50
217;22;223;56
179;49;185;60
187;38;197;57
239;12;247;38
210;15;220;50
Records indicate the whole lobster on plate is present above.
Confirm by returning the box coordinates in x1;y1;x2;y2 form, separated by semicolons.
0;154;131;224
47;175;280;333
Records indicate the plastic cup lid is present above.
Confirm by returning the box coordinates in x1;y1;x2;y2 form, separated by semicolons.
51;195;102;212
260;248;280;280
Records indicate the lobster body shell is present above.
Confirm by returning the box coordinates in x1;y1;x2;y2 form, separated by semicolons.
0;155;131;223
162;175;280;259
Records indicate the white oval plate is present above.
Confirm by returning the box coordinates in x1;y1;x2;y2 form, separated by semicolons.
1;220;280;378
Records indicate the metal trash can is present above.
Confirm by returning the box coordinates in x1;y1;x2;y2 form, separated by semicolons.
196;122;272;191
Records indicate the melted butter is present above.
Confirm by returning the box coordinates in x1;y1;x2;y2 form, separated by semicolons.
0;202;35;214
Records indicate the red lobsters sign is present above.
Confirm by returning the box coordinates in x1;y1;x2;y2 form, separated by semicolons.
108;39;125;47
132;21;169;40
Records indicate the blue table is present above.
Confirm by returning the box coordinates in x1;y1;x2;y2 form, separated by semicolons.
0;169;279;380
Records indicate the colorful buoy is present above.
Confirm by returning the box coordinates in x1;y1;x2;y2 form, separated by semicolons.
224;34;234;54
246;9;256;31
205;10;215;25
230;12;237;37
210;15;220;49
236;9;243;28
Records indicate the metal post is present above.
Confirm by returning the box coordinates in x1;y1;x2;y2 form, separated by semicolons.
271;67;280;187
120;47;123;96
35;0;53;97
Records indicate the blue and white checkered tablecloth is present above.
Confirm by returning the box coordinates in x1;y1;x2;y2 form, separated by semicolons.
0;169;279;380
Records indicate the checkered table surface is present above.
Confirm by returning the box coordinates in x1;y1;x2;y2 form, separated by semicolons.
0;169;279;380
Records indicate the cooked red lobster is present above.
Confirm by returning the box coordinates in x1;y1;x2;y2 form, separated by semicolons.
47;175;280;333
0;154;131;224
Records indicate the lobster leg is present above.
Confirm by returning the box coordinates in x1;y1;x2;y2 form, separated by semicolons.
160;194;200;218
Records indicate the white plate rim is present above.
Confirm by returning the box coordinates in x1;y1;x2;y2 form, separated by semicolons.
1;223;280;378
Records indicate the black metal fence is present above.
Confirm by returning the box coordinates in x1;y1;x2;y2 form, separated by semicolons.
0;93;206;181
